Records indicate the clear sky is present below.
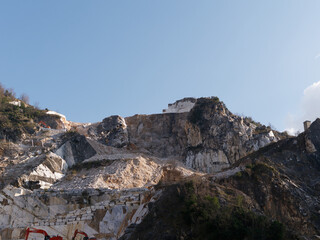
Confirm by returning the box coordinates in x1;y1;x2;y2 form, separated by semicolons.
1;1;320;132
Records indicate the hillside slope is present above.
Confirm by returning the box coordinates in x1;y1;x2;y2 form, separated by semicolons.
0;94;306;240
120;119;320;240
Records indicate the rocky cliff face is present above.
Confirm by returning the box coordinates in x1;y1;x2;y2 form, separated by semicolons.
214;118;320;238
88;115;129;148
0;96;300;240
0;128;180;240
125;97;283;173
120;119;320;240
0;102;200;239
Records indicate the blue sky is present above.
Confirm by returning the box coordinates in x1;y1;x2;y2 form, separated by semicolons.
1;1;320;132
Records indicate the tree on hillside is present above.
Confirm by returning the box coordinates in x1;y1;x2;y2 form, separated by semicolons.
4;88;15;98
20;93;30;104
0;83;5;96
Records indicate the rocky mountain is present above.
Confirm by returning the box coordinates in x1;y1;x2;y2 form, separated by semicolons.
120;115;320;240
0;93;317;240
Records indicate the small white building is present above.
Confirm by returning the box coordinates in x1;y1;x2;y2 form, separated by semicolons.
8;100;21;107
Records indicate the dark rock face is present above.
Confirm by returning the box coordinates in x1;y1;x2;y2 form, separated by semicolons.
219;162;312;237
125;113;188;159
88;115;129;147
37;114;65;129
219;119;320;238
55;133;97;166
0;127;24;142
306;118;320;151
22;180;41;190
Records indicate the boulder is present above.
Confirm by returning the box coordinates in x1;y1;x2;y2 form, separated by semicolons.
88;115;129;148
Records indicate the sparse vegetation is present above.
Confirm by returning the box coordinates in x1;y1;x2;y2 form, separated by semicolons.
19;93;29;104
131;177;297;240
246;163;254;169
180;180;294;240
244;116;263;128
188;97;221;124
0;83;49;141
253;125;272;135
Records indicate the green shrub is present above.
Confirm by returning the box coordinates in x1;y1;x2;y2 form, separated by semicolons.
179;180;290;240
0;86;49;141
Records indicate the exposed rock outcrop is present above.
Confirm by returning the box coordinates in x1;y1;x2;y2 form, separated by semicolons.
0;120;199;239
120;119;320;239
0;185;161;240
0;96;297;239
126;97;282;173
88;115;129;147
55;133;97;166
38;112;67;130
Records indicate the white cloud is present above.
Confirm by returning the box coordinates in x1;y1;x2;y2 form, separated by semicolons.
285;81;320;135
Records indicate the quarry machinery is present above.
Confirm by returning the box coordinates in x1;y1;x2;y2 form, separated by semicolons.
25;227;63;240
39;121;51;129
72;229;97;240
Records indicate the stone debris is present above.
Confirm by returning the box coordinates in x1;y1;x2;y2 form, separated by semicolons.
0;97;287;239
0;185;158;239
